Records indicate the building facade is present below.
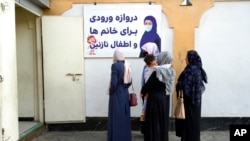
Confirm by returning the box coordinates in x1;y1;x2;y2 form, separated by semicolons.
1;0;250;140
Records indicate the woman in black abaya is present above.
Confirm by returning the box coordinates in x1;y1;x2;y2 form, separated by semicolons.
140;51;176;141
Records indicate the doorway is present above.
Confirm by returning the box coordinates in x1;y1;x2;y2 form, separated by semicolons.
15;5;44;138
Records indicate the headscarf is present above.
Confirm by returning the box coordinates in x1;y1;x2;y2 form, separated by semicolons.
113;48;132;84
113;48;125;62
157;51;173;65
139;16;161;57
155;51;176;95
141;42;159;56
187;50;207;83
176;50;207;106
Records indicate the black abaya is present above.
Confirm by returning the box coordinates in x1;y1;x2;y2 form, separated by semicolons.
141;71;170;141
181;94;201;141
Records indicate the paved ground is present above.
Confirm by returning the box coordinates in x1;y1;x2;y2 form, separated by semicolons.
32;131;229;141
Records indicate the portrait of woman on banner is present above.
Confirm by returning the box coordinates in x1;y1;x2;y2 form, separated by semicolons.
139;15;161;58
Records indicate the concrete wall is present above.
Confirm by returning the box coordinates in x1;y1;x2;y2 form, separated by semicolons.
16;7;38;118
0;0;19;140
15;0;43;16
29;0;50;8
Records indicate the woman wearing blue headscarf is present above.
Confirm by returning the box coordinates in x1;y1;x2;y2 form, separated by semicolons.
139;15;161;57
175;50;208;141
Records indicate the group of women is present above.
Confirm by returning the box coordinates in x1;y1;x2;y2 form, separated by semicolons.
107;15;207;141
107;48;207;141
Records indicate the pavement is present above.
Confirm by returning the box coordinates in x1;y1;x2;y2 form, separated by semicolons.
32;131;229;141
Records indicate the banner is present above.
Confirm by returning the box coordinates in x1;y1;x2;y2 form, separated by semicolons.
84;4;162;57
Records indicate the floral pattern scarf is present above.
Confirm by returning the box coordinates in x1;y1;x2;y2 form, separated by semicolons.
176;50;207;106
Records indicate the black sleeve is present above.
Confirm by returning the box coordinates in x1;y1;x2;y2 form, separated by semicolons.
141;71;156;95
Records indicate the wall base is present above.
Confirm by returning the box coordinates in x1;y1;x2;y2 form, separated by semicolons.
47;117;250;131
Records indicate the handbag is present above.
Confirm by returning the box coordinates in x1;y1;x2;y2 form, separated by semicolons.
174;91;185;119
129;93;138;106
129;83;138;106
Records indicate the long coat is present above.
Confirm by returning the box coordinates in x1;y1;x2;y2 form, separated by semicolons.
107;61;131;141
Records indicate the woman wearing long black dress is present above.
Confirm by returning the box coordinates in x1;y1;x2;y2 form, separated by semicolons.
175;50;208;141
107;48;132;141
141;51;175;141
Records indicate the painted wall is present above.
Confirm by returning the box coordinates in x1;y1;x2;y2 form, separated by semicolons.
63;2;250;117
0;0;19;140
196;2;250;117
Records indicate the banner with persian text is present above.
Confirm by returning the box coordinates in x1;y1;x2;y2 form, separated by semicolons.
84;4;162;57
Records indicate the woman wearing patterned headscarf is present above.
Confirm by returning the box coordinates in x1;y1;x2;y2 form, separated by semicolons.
139;15;161;57
108;48;132;141
140;51;176;141
175;50;208;141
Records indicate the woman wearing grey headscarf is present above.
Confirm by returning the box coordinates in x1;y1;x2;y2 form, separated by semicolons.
156;51;176;95
140;51;176;141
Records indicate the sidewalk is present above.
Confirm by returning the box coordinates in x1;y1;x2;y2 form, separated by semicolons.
32;131;229;141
